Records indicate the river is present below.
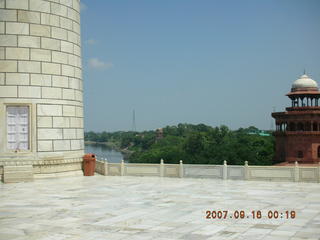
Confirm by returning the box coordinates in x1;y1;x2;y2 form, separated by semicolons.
85;144;125;163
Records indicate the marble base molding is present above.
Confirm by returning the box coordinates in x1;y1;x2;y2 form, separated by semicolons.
0;156;83;182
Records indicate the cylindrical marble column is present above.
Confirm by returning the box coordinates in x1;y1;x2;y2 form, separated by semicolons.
0;0;84;176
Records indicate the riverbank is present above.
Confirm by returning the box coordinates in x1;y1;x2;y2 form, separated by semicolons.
85;141;133;160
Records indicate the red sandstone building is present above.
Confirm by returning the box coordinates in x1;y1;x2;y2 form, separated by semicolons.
272;74;320;164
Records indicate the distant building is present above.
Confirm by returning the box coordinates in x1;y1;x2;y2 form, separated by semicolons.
156;128;164;140
272;74;320;164
248;130;271;136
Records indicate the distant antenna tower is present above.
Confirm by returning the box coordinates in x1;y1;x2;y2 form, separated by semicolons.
270;106;276;131
132;109;136;132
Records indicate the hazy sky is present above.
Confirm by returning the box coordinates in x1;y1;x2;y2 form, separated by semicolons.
80;0;320;132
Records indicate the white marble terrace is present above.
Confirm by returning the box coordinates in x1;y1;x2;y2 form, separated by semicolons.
1;175;320;240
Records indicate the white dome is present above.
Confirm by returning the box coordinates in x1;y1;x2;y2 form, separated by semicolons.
292;74;318;89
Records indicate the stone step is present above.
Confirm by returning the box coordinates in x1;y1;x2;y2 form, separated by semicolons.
3;165;34;183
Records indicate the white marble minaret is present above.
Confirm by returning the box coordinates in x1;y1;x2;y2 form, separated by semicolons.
0;0;84;182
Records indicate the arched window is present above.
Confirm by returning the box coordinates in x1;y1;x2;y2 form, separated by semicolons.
297;123;304;131
314;123;318;131
289;122;295;131
306;122;311;131
298;151;303;158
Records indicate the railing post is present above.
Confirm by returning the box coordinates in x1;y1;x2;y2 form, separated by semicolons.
104;158;108;176
244;161;249;180
294;161;299;182
223;160;227;180
120;159;124;176
160;159;164;177
179;160;184;178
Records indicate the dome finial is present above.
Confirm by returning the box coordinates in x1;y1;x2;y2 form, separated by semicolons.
303;69;306;75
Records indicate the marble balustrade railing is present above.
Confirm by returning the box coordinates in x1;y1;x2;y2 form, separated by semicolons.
95;159;320;183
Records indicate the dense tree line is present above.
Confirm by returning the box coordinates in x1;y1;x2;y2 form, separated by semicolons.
84;130;156;150
85;124;275;165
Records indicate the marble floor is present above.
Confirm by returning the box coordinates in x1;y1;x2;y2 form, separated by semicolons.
0;175;320;240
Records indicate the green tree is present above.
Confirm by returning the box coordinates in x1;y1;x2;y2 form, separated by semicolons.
183;132;204;155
